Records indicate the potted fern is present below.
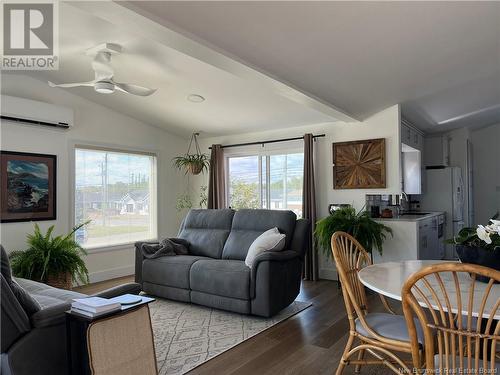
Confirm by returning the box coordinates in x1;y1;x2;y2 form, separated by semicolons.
9;221;90;289
173;154;210;175
315;206;393;257
173;132;210;175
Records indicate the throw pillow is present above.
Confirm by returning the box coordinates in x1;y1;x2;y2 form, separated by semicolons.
245;228;286;268
11;279;41;316
0;245;41;315
0;245;12;282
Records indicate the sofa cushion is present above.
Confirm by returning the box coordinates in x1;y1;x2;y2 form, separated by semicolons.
178;209;235;258
190;259;250;300
222;209;297;261
142;255;209;289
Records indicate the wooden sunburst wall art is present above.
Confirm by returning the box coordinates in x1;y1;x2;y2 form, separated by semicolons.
332;138;386;189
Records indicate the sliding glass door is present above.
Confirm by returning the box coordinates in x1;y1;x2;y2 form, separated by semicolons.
226;151;304;217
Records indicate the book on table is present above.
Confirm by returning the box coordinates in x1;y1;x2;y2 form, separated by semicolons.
71;296;121;314
70;306;120;318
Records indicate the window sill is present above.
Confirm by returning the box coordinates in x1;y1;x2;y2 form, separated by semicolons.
84;239;158;254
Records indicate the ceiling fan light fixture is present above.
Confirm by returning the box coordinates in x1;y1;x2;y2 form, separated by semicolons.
187;94;205;103
94;81;115;94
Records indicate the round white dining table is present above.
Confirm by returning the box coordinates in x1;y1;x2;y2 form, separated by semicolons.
358;260;500;319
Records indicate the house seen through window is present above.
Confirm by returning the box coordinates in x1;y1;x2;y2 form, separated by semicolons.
227;151;304;217
74;147;157;249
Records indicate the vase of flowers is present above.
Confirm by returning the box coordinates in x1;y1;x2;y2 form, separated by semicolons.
446;219;500;283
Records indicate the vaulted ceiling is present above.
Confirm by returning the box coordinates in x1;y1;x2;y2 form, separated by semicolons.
6;2;499;135
125;1;500;133
8;2;352;138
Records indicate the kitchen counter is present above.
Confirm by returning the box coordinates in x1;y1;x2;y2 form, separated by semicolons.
372;211;446;263
374;211;444;222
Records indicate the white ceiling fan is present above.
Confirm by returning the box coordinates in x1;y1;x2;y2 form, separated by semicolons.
48;43;157;96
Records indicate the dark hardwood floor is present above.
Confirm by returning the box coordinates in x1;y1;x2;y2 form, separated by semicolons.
76;277;396;375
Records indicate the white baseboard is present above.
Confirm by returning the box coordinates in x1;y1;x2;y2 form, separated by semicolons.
319;267;338;281
88;265;135;284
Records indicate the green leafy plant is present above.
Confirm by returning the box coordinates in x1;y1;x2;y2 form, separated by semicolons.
175;193;193;212
9;221;90;285
172;153;210;175
175;185;209;212
172;132;210;175
314;206;393;256
199;185;208;208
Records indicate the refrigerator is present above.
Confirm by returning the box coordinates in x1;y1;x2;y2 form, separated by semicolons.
420;167;465;259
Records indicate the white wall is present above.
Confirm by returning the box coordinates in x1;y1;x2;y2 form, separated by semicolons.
0;74;187;283
192;105;402;279
471;123;500;224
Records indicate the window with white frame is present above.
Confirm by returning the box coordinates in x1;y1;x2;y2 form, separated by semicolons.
226;148;304;217
74;147;157;249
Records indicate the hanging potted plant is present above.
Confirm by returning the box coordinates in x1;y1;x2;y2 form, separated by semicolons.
446;218;500;283
173;132;210;175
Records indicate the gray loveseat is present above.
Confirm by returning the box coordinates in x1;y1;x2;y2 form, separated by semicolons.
135;208;310;317
0;245;141;375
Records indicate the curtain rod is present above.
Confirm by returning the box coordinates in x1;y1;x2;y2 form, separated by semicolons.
208;134;325;150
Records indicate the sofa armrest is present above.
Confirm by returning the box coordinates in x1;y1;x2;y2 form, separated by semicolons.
92;282;141;299
250;250;300;298
251;250;300;269
249;251;303;317
134;241;158;285
30;302;70;328
290;219;310;258
31;282;142;329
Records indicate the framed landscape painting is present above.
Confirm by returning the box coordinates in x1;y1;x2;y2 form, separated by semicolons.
1;151;57;222
332;138;386;189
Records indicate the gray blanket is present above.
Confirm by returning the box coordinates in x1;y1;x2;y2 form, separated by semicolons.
141;238;190;259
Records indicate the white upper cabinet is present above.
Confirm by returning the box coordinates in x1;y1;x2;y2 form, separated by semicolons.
401;118;424;151
401;117;425;194
401;123;411;145
423;135;450;167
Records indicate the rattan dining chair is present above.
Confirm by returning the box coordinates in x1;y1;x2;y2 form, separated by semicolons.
331;232;423;374
402;262;500;374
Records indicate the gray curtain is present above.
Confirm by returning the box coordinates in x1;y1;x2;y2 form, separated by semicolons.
208;144;226;209
302;134;318;281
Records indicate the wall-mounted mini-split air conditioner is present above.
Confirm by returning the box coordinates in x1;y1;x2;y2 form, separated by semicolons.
1;95;74;129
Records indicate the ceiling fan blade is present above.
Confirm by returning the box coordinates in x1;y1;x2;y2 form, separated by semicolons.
48;80;95;88
91;52;114;80
114;82;157;96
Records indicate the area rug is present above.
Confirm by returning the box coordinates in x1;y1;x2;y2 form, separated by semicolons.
148;298;312;374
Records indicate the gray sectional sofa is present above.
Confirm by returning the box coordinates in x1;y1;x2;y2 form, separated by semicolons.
135;209;310;317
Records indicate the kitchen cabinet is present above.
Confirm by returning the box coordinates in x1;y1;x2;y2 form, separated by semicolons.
401;119;424;151
418;216;439;260
401;124;411;145
373;213;444;263
424;135;450;167
402;148;421;194
401;118;425;195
